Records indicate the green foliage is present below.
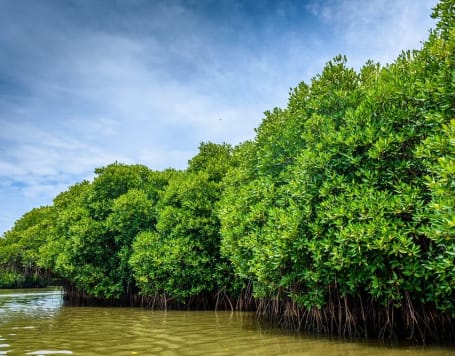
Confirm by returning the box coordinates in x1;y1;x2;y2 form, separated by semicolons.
416;119;455;312
36;165;175;298
219;5;455;316
187;142;233;180
0;206;54;288
432;0;455;39
0;271;24;288
0;0;453;339
130;143;239;302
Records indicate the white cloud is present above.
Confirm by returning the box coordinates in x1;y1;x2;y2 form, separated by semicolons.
305;0;438;67
0;0;438;234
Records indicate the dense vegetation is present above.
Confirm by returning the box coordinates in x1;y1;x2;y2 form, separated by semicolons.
1;0;454;342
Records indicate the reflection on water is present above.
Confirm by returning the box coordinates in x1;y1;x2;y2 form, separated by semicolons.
0;289;453;355
0;289;63;322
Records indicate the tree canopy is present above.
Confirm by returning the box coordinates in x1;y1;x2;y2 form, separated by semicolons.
1;0;454;341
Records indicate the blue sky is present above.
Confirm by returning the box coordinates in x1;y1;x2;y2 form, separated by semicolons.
0;0;438;234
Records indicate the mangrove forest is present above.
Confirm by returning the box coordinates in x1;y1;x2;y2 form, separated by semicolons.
1;0;454;343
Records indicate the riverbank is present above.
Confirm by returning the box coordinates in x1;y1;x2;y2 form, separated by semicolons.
60;285;454;344
1;288;455;355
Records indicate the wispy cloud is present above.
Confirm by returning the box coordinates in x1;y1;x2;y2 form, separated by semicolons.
305;0;438;67
0;0;437;234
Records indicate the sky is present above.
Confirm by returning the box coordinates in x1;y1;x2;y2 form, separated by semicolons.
0;0;438;235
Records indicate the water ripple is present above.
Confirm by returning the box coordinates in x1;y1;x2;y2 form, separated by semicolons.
26;351;73;355
0;290;454;355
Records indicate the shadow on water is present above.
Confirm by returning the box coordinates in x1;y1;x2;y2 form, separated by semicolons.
0;289;454;355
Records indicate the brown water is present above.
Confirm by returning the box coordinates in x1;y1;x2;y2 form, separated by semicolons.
0;289;453;355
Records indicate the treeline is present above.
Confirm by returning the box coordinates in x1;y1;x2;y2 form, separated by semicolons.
1;0;454;342
0;151;238;306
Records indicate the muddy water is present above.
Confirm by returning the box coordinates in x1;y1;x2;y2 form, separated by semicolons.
0;289;453;355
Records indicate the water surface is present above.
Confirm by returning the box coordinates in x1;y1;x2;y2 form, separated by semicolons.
0;289;453;355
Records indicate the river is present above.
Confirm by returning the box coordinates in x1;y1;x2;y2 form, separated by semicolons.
0;288;453;355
